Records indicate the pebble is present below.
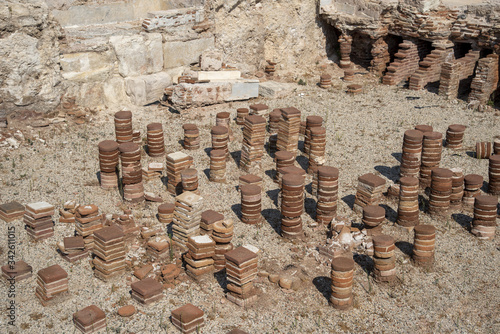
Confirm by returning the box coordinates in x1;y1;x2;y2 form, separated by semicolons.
118;305;136;317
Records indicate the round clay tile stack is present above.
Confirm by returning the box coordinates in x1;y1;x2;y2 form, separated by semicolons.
346;84;362;95
209;149;226;183
240;185;262;225
119;142;144;203
412;225;436;267
276;107;301;155
397;176;419;228
450;168;464;209
414;124;433;133
114;110;133;144
183;124;200;150
181;168;199;195
471;195;497;240
475;142;493;159
146;123;165;157
211;126;229;159
320;74;332;89
445;124;466;149
216;111;233;140
212;219;234;270
236;108;249;125
428;168;453;217
463;174;483;206
419;131;443;187
274;150;295;183
240;115;266;172
157;203;175;224
132;130;141;145
98;140;119;189
278;166;306;192
400;129;423;178
343;68;354;82
330;257;354;310
281;173;305;238
265;61;275;76
316;166;339;225
372;235;396;283
307;126;326;174
494;137;500;155
299;121;306;136
304;116;323;157
363;205;385;235
488;155;500;195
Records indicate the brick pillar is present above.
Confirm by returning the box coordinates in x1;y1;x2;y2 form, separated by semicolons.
382;40;420;86
439;50;480;99
409;40;454;90
369;37;390;76
338;34;352;69
469;54;499;105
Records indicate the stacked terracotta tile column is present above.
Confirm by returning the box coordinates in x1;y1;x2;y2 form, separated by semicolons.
445;124;466;149
476;142;493;159
316;166;339;225
428;168;452;217
462;174;483;205
166;152;193;195
183;124;200;150
304;116;323;157
471;195;497;240
114;110;133;144
157;203;175;224
211;126;229;159
494;137;500;155
277;107;301;155
372;235;396;283
181;168;199;195
240;115;266;172
119;142;144;203
274;150;294;183
172;191;203;249
240;185;262;225
330;257;354;310
24;202;55;241
209;149;226;182
268;109;281;153
224;246;258;307
353;173;386;212
363;205;385;235
281;173;305;238
213;219;234;271
420;132;443;187
146;122;165;157
320;74;332;88
98;140;119;189
338;34;352;69
450;168;464;209
93;226;126;281
400;129;423;178
308;126;326;174
488;155;500;195
185;235;215;278
236;108;249;125
415;124;433;133
412;225;436;267
216;111;233;139
397;176;419;228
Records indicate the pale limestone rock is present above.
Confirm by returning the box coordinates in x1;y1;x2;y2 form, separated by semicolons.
163;37;215;69
60;51;114;82
200;50;223;71
125;72;172;105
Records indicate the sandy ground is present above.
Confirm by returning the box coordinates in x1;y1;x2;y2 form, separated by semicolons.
0;70;499;334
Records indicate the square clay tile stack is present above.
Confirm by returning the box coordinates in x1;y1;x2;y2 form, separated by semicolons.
59;200;78;223
35;264;68;306
181;168;200;195
158;203;175;224
185;235;216;278
166;152;194;195
347;84;362;95
363;205;385;235
372;235;396;283
112;211;140;240
445;124;466;149
24;202;55;241
216;111;233;139
463;174;483;206
200;210;224;235
475;142;493;159
142;162;163;181
488;155;500;195
249;103;269;117
412;225;436;267
330;256;355;310
400;129;423;178
471;195;498;240
213;219;234;271
239;174;262;190
240;185;262;225
225;246;258;307
240;115;266;172
299;120;306;136
450;168;464;209
428;168;453;217
98;140;119;189
269;109;281;134
211;126;229;159
75;204;103;250
172;191;203;249
58;236;88;262
146;122;165;157
320;74;332;88
132;130;141;145
146;236;170;259
308;126;326;174
304;116;323;157
114;110;133;144
209;149;227;182
92;226;126;281
414;124;433;133
236;108;249;125
119;142;144;203
0;201;25;222
397;176;419;228
131;277;164;305
1;260;32;282
183;124;200;150
274;150;295;183
281;173;305;238
419;131;443;187
277;107;301;155
316;166;339;225
494;137;500;155
171;303;204;333
73;305;106;334
353;174;386;212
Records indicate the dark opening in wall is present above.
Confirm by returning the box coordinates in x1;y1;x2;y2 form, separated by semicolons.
385;34;404;63
350;31;373;68
321;22;341;63
416;39;433;61
454;42;472;59
480;48;493;58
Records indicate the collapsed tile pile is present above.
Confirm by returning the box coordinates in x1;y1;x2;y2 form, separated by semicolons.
146;236;170;259
277;107;301;155
209;149;226;182
146;122;165;157
471;195;497;240
73;305;106;334
274;150;295;183
330;256;354;310
171;303;204;334
111;210;139;239
200;210;224;235
131;277;164;305
93;226;126;281
1;260;32;282
213;219;234;271
420;131;443;187
24;201;54;241
185;235;215;278
249;103;269;117
211;126;229;158
119;142;144;202
240;185;262;225
75;204;103;250
35;264;68;306
488;155;500;195
412;225;436;267
114;110;133;144
450;168;464;209
281;173;305;238
172;191;203;249
59;200;78;223
181;168;199;195
400;129;423;178
308;126;326;174
183;124;200;150
397;176;419;228
225;246;258;307
58;236;87;262
304;116;323;157
236;108;249;125
353;173;386;212
320;74;332;88
428;168;452;217
142;162;163;181
445;124;466;149
462;174;483;205
158;202;175;224
0;201;25;222
372;235;396;283
166;152;193;195
363;205;385;235
316;166;339;225
240;115;266;172
476;141;493;159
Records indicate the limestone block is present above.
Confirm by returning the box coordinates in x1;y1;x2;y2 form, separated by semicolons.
103;76;130;107
110;33;163;77
200;50;223;71
230;80;259;101
404;0;441;12
165;66;187;84
170;82;232;108
60;52;114;81
142;7;204;31
259;81;298;98
125;72;172;105
197;70;241;82
163;37;215;69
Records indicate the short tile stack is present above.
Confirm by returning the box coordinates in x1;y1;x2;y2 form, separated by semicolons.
225;246;258;307
114;110;133;144
185;235;216;278
249;103;269;117
211;126;229;159
181;168;199;195
131;277;164;305
157;203;175;224
132;130;141;145
183;124;200;150
213;219;234;271
300;121;306;136
494;137;500;155
98;140;119;188
93;226;126;281
400;129;423;178
397;176;420;228
146;122;165;157
428;168;453;217
463;174;483;205
450;168;464;209
240;115;266;172
415;124;433;133
239;174;262;190
281;173;305;238
59;200;77;223
330;257;354;310
240;185;262;225
363;205;385;235
316;166;339;225
0;201;24;222
372;235;396;283
59;236;87;262
471;195;497;240
476;142;493;159
24;201;55;241
35;264;68;306
320;74;332;88
216;111;232;139
419;131;443;187
308;126;326;174
171;303;204;334
73;305;106;334
146;237;170;259
353;173;386;212
112;210;139;239
142;162;163;181
277;107;301;155
119;142;144;203
412;225;436;267
1;260;32;282
166;152;193;195
75;204;103;250
347;84;362;95
236;108;249;125
200;210;224;235
209;149;226;182
343;68;354;81
304;116;323;157
488;155;500;195
172;191;203;249
445;124;466;149
268;109;281;134
274;150;295;183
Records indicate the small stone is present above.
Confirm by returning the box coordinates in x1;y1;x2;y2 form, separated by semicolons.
269;274;280;283
279;276;292;289
118;305;136;317
258;271;269;278
134;264;153;279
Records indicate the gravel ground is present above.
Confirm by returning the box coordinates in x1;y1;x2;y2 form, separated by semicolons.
0;71;499;334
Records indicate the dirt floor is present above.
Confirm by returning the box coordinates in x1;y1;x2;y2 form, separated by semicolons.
0;69;499;333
